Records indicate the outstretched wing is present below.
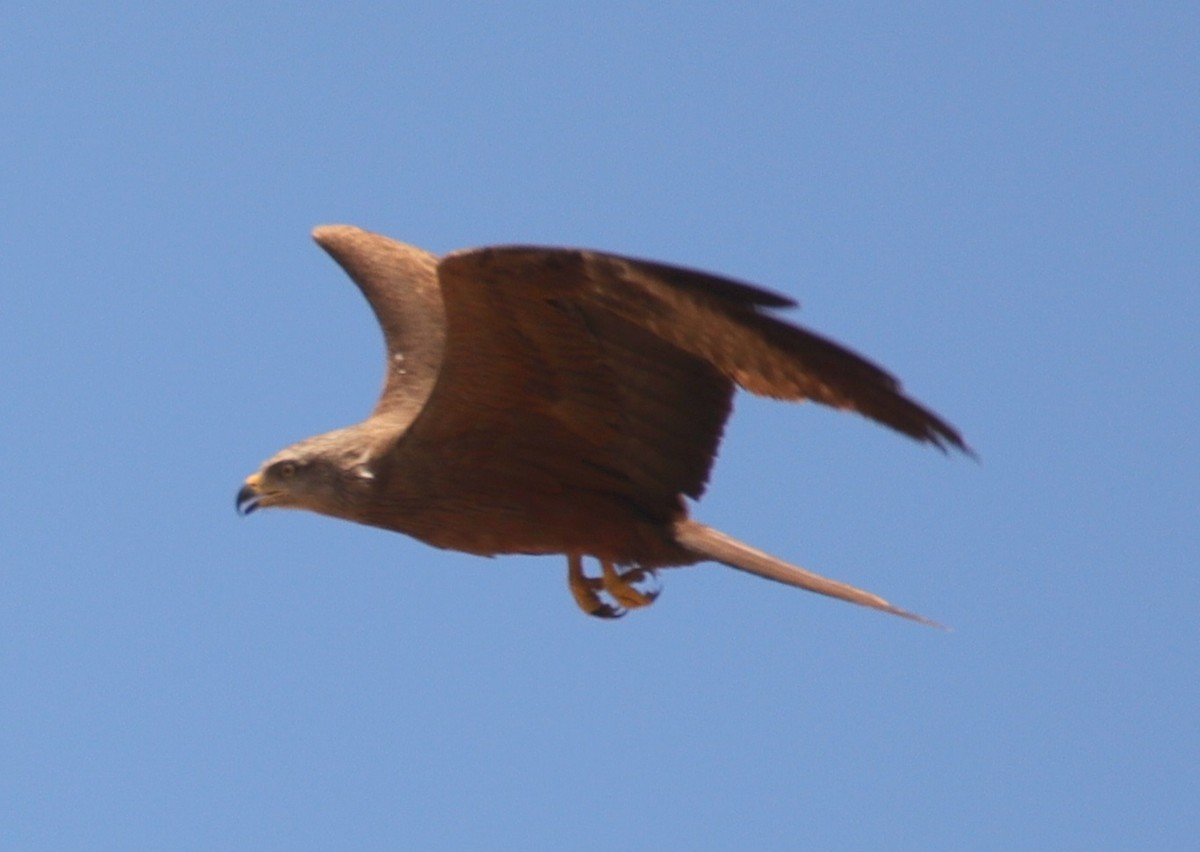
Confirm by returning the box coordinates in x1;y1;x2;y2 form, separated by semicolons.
395;243;966;524
420;244;967;452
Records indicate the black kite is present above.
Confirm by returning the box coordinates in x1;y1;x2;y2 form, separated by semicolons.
238;225;969;624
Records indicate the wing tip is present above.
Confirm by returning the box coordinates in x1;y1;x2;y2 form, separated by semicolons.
311;223;364;245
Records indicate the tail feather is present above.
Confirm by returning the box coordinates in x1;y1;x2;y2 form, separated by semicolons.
673;519;945;629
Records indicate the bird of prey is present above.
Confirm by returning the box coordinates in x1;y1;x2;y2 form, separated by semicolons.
238;225;969;624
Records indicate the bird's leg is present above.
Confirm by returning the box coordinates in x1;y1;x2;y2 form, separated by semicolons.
599;560;660;610
567;553;624;619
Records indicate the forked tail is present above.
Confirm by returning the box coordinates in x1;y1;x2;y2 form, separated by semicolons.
673;519;945;628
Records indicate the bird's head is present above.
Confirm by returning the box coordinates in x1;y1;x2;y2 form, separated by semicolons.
237;429;381;521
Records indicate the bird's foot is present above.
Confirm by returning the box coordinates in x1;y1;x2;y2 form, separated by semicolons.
568;555;660;619
599;561;660;610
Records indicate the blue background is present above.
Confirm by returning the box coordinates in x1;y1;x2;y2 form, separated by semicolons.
4;4;1196;849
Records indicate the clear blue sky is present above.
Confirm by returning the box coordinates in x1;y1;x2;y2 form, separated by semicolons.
4;3;1197;849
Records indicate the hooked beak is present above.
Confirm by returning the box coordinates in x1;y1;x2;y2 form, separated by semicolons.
236;473;263;516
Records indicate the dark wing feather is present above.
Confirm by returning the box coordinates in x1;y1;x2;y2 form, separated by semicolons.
575;250;970;453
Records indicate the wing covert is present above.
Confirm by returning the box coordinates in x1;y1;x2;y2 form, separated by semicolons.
400;247;736;520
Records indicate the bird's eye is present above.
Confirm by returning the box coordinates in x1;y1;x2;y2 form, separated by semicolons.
274;461;297;479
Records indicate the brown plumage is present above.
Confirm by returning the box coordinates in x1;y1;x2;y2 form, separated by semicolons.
238;224;970;624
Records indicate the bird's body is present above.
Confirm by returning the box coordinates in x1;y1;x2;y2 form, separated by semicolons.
239;225;969;623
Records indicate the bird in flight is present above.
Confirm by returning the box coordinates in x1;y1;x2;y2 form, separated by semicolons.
238;225;969;624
